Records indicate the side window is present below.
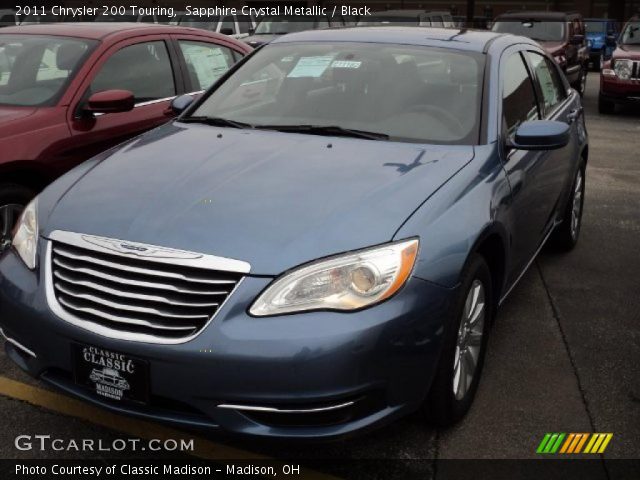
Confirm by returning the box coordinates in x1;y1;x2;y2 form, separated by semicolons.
502;52;539;137
237;15;251;34
432;16;444;27
527;52;567;116
91;41;175;103
219;16;235;34
178;41;235;91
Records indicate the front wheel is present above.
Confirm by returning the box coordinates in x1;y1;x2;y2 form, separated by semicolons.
424;254;492;426
598;94;615;114
550;165;586;251
575;66;588;97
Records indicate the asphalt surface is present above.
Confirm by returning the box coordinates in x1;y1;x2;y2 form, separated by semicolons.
0;73;638;477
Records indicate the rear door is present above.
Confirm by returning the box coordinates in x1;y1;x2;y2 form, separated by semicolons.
67;35;181;161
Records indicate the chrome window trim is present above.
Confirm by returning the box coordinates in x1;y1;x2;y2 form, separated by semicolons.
45;233;248;345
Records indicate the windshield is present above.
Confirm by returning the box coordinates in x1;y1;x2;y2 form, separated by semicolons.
585;21;606;34
621;22;640;45
492;20;565;42
255;16;324;34
190;42;484;145
0;35;95;106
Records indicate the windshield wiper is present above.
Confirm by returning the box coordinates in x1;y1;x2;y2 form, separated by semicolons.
180;116;253;129
254;124;389;141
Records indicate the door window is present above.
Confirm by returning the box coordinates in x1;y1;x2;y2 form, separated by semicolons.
237;15;252;34
219;16;235;34
527;52;567;116
502;52;539;137
91;41;175;103
178;41;235;91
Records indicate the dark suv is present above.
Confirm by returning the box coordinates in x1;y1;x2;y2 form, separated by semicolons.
493;11;590;96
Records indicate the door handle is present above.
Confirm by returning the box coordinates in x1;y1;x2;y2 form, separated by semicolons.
567;107;583;124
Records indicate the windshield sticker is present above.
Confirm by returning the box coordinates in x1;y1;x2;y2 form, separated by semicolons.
287;56;334;78
331;60;362;69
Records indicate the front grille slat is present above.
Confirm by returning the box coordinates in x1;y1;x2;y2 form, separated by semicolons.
54;271;221;308
53;257;229;296
53;246;235;285
50;237;244;341
58;296;198;332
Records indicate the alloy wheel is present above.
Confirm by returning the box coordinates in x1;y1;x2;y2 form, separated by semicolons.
0;204;22;254
571;170;584;240
580;69;587;95
453;279;486;400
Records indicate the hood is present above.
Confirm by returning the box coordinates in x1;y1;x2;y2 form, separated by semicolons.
44;123;474;275
0;106;37;129
613;44;640;59
243;34;280;47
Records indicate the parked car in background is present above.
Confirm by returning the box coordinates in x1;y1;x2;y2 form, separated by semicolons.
492;11;589;96
453;15;490;30
599;17;640;114
357;10;454;28
243;14;342;47
0;23;251;251
585;18;619;70
0;27;588;439
173;12;256;39
0;9;19;27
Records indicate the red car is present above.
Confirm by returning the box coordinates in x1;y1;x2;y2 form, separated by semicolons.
599;16;640;114
0;23;251;252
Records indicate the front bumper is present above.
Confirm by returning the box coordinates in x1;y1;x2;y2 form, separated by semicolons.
0;242;454;440
600;76;640;105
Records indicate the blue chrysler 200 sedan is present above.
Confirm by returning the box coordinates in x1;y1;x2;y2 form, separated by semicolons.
0;28;587;439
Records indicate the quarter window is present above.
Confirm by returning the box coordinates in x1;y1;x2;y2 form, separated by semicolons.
178;41;235;91
91;41;175;103
527;52;566;116
502;52;539;136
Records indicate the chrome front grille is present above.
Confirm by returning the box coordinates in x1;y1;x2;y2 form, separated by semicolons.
46;232;249;344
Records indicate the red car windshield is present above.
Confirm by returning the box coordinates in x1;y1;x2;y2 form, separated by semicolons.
0;34;95;107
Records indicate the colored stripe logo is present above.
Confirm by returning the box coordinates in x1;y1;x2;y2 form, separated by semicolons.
537;433;613;454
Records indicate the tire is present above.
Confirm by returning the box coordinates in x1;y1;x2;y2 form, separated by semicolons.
598;94;615;114
575;66;587;97
424;254;493;426
0;183;36;254
550;164;586;252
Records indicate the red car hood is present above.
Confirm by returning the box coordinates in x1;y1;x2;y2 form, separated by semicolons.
612;44;640;60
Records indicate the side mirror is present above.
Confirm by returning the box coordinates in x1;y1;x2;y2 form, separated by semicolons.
510;121;571;151
85;90;134;114
170;94;194;115
605;35;617;47
570;34;585;45
219;27;233;35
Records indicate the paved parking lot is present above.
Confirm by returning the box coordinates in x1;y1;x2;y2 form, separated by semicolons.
0;73;638;477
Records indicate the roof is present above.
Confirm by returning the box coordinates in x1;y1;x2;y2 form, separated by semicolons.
0;22;205;40
495;11;577;21
272;27;512;52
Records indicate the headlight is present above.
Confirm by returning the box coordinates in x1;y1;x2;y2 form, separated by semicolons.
12;198;38;270
614;59;632;80
250;239;419;316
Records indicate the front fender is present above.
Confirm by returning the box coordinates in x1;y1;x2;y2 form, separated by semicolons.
394;144;512;288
